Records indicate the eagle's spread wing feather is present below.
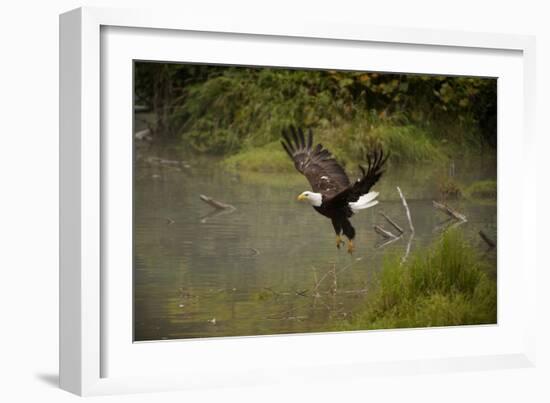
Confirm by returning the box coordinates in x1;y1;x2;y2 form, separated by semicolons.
281;127;350;196
326;148;389;207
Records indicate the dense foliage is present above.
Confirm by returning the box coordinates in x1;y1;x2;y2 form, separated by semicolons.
135;62;497;160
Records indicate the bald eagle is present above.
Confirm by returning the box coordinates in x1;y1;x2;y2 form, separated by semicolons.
281;127;389;254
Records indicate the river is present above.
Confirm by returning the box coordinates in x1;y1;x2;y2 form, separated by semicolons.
134;146;496;341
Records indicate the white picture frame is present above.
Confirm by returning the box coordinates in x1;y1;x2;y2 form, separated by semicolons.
60;6;537;396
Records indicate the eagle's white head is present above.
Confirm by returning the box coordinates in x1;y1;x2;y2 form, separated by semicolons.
297;191;322;207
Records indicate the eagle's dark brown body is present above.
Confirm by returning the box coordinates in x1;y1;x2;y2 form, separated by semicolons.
314;203;355;241
281;127;388;251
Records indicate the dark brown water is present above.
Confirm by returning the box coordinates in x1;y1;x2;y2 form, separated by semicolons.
134;149;496;341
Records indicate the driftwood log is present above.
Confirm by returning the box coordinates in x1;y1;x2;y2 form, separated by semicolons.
433;201;467;222
479;230;496;249
200;208;235;223
134;128;151;141
199;194;235;210
395;187;415;265
374;188;414;264
375;235;401;249
199;194;236;223
397;187;415;233
380;212;404;235
146;156;187;165
374;225;398;240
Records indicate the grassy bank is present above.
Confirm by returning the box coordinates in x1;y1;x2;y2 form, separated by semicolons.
334;230;496;331
465;180;497;199
222;123;449;174
222;141;295;173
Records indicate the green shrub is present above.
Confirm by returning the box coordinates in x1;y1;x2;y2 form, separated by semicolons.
335;230;496;331
177;68;350;153
465;180;497;199
134;63;497;158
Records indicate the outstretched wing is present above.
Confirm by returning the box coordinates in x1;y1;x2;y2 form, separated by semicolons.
326;148;389;206
281;127;350;196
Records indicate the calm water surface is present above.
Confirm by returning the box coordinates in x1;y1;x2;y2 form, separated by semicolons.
134;148;496;341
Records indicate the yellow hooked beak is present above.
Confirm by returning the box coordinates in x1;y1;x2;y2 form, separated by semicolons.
297;193;307;201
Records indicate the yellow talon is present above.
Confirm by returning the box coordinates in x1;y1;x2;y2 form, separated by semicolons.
347;240;355;254
336;235;344;249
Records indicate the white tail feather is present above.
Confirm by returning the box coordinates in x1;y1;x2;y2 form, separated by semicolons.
349;191;379;213
362;200;379;209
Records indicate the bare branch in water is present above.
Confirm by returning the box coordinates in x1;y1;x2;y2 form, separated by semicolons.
200;206;236;223
433;217;466;234
247;247;260;257
380;212;404;235
340;288;369;294
336;259;358;276
331;262;337;295
479;230;496;249
393;187;415;265
397;187;415;233
374;224;398;240
433;200;467;222
313;260;356;298
401;233;414;265
433;217;454;233
312;266;336;292
199;194;236;210
375;235;402;249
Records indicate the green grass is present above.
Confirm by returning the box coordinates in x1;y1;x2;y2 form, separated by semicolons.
335;230;496;331
221;141;311;188
221;122;447;175
465;180;497;199
372;125;446;163
222;141;295;173
325;123;447;165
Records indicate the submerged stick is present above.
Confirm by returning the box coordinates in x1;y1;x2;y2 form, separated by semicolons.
295;289;309;297
433;217;454;233
434;217;466;233
479;230;496;249
380;212;404;235
200;207;236;223
332;262;337;296
247;247;260;257
336;259;357;276
312;258;356;297
199;194;236;210
432;200;467;222
401;233;414;265
374;225;398;239
313;267;333;292
340;288;369;294
397;187;415;233
375;235;402;249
